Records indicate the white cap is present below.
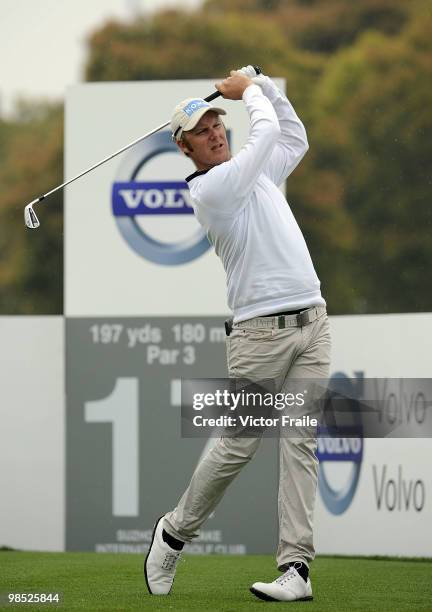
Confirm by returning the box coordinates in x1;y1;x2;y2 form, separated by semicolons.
171;97;226;141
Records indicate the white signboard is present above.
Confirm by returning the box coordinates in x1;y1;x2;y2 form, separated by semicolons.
315;313;432;557
0;316;64;551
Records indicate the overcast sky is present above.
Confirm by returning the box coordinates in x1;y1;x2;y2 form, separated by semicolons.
0;0;202;117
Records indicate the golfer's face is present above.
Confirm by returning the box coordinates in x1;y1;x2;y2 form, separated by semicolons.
184;111;230;170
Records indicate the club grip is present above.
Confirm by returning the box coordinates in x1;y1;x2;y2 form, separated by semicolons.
204;66;262;102
204;91;222;102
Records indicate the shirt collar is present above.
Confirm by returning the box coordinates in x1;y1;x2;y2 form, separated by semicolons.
185;169;210;183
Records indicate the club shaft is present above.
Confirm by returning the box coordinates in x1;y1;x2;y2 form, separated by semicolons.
34;120;170;203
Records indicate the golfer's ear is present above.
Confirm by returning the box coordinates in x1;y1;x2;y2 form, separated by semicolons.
177;140;189;157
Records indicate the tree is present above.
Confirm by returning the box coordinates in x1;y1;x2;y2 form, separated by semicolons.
0;103;63;314
86;11;295;83
203;0;412;53
310;10;432;312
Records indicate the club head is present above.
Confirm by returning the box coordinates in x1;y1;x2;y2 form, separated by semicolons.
24;204;40;229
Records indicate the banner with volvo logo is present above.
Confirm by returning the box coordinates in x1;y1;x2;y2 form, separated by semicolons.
65;79;283;316
314;313;432;557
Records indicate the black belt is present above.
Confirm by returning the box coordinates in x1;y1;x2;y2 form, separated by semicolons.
263;309;306;317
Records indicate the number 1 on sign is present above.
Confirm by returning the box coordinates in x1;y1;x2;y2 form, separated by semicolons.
85;378;139;516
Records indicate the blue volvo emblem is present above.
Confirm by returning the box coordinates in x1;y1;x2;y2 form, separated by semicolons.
317;372;364;515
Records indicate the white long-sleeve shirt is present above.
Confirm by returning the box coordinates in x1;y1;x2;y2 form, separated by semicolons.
186;80;325;323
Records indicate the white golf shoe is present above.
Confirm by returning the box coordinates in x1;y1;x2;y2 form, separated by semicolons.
144;516;182;595
250;565;313;602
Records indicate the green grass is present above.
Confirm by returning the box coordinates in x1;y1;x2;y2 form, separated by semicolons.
1;552;432;611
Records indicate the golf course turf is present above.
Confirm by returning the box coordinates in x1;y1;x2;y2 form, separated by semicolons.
1;552;431;610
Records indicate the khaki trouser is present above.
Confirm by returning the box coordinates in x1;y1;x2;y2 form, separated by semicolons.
164;310;331;568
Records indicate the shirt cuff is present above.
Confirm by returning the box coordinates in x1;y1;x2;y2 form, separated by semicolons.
242;83;263;102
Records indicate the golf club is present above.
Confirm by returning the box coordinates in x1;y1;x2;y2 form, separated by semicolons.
23;67;261;229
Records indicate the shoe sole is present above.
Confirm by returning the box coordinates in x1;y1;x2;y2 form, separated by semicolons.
250;587;313;602
144;515;165;595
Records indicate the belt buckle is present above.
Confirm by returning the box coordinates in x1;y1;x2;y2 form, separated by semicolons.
297;308;312;327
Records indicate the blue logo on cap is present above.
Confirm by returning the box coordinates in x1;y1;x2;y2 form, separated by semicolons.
317;372;364;515
111;131;211;265
183;99;210;117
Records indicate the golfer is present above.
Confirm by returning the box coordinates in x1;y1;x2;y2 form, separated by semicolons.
145;66;331;602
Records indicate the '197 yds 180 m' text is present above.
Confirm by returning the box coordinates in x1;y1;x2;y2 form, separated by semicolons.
89;323;226;365
89;323;225;346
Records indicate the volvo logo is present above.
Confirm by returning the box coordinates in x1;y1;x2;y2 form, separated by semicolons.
317;372;364;515
111;131;211;265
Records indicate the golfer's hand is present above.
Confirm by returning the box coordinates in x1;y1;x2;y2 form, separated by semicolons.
239;65;267;88
215;71;253;100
